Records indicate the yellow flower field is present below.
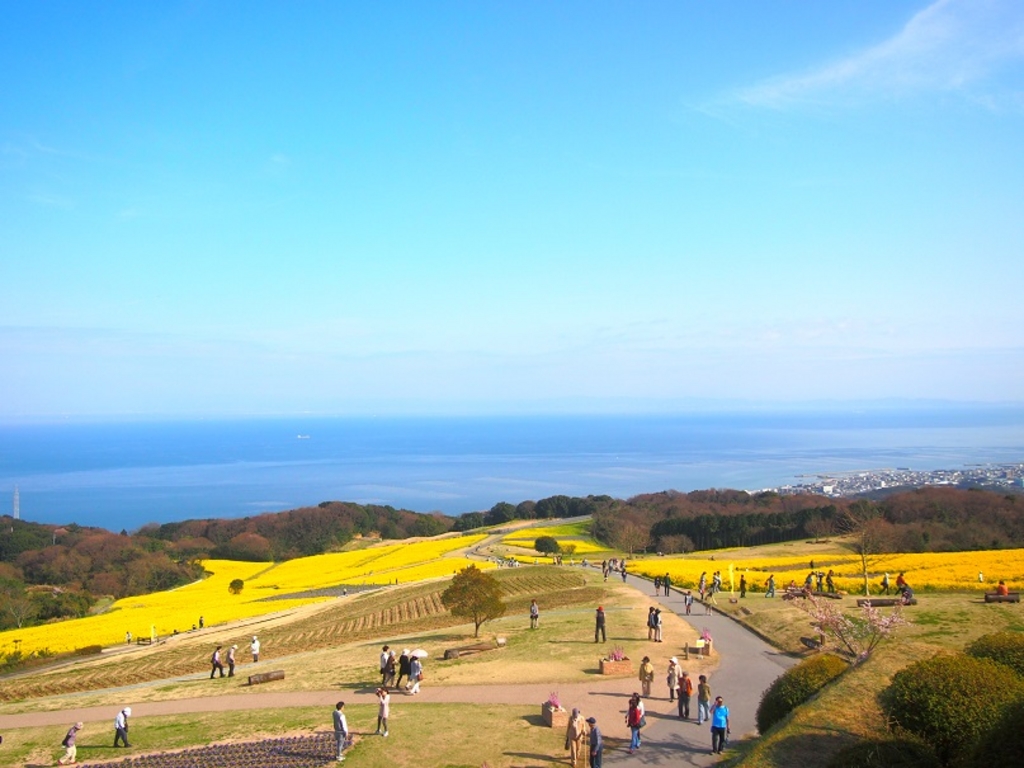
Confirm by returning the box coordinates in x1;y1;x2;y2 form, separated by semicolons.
631;549;1024;594
0;535;489;657
499;521;611;555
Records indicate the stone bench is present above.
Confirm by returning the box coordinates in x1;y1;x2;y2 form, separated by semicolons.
984;592;1020;603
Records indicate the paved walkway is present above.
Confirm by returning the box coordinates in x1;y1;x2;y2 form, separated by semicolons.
0;576;798;766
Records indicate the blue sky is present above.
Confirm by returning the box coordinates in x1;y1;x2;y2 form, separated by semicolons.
3;0;1023;418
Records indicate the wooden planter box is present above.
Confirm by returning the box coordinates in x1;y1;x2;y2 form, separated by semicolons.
542;703;569;728
599;657;633;675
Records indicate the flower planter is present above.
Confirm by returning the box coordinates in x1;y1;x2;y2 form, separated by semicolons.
599;657;633;675
542;703;569;727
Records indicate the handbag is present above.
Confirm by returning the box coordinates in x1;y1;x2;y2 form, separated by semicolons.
640;715;647;728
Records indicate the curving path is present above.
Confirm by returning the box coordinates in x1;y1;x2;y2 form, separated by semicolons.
0;574;797;766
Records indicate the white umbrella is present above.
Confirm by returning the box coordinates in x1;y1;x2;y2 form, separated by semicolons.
411;648;428;658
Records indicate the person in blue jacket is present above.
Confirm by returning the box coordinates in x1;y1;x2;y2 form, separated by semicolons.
586;717;602;768
710;695;730;755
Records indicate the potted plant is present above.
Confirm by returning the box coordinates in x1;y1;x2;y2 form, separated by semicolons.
542;691;568;727
600;646;633;675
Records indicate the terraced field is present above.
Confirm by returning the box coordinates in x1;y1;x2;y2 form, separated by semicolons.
1;568;593;703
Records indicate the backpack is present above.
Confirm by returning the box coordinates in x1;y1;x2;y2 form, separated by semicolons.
684;677;694;696
628;705;641;727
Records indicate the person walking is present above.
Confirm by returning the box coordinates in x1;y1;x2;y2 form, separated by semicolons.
678;670;694;720
653;608;663;642
625;692;645;754
587;716;602;768
249;635;261;663
826;570;835;593
666;657;682;702
684;590;693;615
397;649;412;689
565;707;588;768
710;695;730;755
379;645;391;685
696;675;711;725
58;721;83;765
654;576;662;595
594;606;607;643
383;650;396;687
530;599;540;629
638;656;654;698
739;574;747;598
663;573;672;596
332;701;349;761
375;687;390;737
765;574;776;598
210;646;225;678
408;654;423;694
113;706;131;748
227;645;237;677
646;606;656;640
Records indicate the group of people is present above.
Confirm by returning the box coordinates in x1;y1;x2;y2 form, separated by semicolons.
332;686;392;761
651;574;673;595
645;607;664;642
378;645;424;694
56;706;132;764
601;559;628;582
209;635;260;679
802;569;837;593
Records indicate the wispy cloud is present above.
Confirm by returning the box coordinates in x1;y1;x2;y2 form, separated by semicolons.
729;0;1024;109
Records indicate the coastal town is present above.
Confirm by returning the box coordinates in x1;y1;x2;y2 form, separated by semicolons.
774;462;1024;497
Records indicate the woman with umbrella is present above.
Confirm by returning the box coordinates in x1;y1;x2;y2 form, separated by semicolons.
408;649;427;694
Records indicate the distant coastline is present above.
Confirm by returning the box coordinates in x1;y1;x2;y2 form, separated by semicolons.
3;409;1024;530
770;462;1024;497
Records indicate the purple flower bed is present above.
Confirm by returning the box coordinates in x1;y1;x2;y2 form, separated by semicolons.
80;733;338;768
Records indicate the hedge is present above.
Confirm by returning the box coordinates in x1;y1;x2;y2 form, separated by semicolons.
756;653;848;734
883;652;1024;764
965;631;1024;679
961;696;1024;768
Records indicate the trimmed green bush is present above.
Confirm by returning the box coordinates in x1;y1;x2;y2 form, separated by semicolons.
962;696;1024;768
826;737;941;768
756;653;848;734
883;652;1024;765
965;631;1024;678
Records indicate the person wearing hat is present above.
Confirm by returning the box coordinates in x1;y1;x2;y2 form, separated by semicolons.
678;669;694;720
58;721;83;764
249;635;261;663
564;707;588;768
113;706;131;748
666;657;682;702
594;606;606;643
227;644;237;677
638;656;654;698
586;716;602;768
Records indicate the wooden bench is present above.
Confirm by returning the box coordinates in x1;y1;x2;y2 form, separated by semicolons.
984;592;1021;603
248;670;285;685
856;598;917;607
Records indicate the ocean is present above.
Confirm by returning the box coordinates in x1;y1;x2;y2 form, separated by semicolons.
2;408;1024;532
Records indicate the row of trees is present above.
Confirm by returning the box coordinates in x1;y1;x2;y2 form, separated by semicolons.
587;487;1024;558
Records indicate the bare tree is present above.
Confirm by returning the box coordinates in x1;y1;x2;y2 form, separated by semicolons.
839;501;895;596
614;521;651;556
